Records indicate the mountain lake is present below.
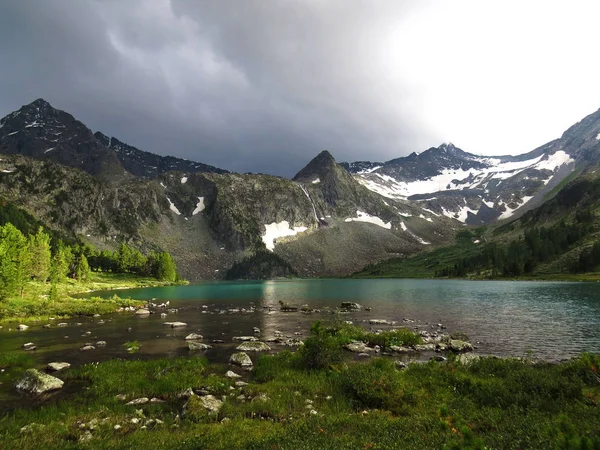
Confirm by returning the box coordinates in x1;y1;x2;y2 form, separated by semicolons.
2;278;600;401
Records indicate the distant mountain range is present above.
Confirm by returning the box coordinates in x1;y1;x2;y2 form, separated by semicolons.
1;98;599;280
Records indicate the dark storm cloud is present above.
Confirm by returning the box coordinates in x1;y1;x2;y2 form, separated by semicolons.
0;0;440;176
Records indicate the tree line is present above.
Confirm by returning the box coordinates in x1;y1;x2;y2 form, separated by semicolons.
436;208;597;278
0;223;178;301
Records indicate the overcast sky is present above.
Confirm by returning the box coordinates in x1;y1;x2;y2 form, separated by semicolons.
1;1;600;176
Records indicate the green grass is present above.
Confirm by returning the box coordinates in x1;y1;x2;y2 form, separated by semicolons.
0;272;183;323
1;346;599;449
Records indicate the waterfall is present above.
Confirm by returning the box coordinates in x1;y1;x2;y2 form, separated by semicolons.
299;184;319;223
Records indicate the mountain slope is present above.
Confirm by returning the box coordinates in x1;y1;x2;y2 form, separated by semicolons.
354;168;600;279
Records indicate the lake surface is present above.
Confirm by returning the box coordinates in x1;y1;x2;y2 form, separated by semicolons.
2;279;600;389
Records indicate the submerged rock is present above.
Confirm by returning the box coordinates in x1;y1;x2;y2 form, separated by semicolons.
47;362;71;372
229;352;253;367
164;322;187;328
235;341;271;352
15;369;63;395
368;319;390;325
188;342;212;351
232;336;258;342
340;302;362;311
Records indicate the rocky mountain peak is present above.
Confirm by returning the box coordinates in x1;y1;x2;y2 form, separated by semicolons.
293;150;337;182
0;99;126;179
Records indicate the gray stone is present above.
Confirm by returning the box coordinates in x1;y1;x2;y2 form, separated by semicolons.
344;341;375;353
80;345;95;351
57;323;68;327
185;333;203;340
22;342;36;351
15;369;64;394
17;324;29;331
456;353;480;365
368;319;389;325
95;341;107;347
126;397;149;406
135;308;151;315
198;395;224;413
414;344;436;352
232;336;258;342
229;352;253;367
47;362;70;372
225;370;241;378
389;345;414;353
235;341;271;352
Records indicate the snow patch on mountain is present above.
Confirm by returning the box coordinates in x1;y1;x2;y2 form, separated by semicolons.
344;211;392;229
498;196;534;220
356;151;575;200
262;221;308;251
192;197;205;215
166;197;181;215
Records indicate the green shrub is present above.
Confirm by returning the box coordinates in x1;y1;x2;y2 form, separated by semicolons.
339;358;414;414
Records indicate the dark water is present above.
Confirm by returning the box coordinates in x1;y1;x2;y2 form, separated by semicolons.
2;279;600;393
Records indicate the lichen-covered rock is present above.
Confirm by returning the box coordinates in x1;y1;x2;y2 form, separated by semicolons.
449;340;473;353
47;362;71;372
235;341;271;352
229;352;253;367
183;395;223;420
15;369;63;395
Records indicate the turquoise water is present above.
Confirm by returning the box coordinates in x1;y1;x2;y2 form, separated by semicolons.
2;279;600;372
